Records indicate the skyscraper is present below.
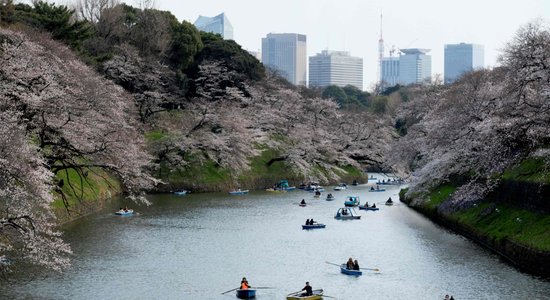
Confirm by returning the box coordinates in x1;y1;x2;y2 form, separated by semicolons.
444;43;484;84
381;57;400;88
309;50;363;90
398;48;432;85
261;33;307;86
194;13;233;40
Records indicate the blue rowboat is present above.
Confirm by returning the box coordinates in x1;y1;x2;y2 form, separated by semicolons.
229;189;249;195
340;264;362;276
236;289;256;299
173;191;187;195
359;206;379;211
368;188;386;192
302;223;326;230
114;209;134;216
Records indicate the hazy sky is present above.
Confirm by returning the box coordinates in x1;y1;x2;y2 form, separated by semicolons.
154;0;549;90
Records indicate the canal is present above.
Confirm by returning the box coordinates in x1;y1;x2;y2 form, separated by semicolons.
1;180;549;299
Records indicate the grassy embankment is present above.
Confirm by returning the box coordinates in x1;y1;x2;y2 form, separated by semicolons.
403;157;550;251
146;130;364;192
52;168;122;222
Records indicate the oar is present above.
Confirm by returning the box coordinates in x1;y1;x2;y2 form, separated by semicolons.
254;286;275;289
221;287;238;294
325;261;341;267
323;295;337;299
287;290;302;297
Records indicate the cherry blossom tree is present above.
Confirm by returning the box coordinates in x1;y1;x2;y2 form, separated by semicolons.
1;27;157;271
391;21;550;213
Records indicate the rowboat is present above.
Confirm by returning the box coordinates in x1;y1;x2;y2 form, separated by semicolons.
275;187;296;191
114;209;134;216
334;207;361;220
368;188;386;192
229;189;249;195
274;180;296;191
359;205;379;211
326;195;335;201
334;183;347;191
385;201;394;206
340;264;362;276
236;289;256;299
302;223;326;229
173;190;187;195
286;289;324;300
299;203;307;207
344;196;360;207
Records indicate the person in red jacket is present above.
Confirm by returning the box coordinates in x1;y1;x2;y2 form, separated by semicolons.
240;277;250;289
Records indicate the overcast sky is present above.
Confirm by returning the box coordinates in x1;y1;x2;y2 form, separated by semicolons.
154;0;549;90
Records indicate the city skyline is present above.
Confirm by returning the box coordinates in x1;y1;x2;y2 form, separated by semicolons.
159;0;549;90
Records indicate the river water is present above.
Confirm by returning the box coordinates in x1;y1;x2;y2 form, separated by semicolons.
1;180;549;299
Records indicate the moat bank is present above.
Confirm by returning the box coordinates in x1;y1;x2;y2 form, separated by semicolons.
400;185;550;278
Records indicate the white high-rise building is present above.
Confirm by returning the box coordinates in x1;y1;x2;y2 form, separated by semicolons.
261;33;307;86
309;50;363;90
381;57;400;88
444;43;484;84
194;13;233;40
398;48;432;85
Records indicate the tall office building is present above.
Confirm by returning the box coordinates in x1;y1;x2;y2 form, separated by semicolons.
444;43;484;84
261;33;307;85
194;13;233;40
380;57;400;88
309;50;363;90
398;48;432;85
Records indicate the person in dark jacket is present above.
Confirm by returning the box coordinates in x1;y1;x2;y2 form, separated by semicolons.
346;257;354;269
353;259;360;270
301;282;313;296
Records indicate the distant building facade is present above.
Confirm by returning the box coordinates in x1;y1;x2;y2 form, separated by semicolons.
309;50;363;90
247;50;262;62
380;57;400;88
398;48;432;85
261;33;307;85
194;13;233;40
444;43;484;84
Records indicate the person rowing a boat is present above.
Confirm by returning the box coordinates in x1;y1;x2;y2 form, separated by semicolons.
372;203;376;208
387;197;393;203
240;277;250;289
353;259;360;270
301;282;313;296
346;257;354;270
300;199;306;205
